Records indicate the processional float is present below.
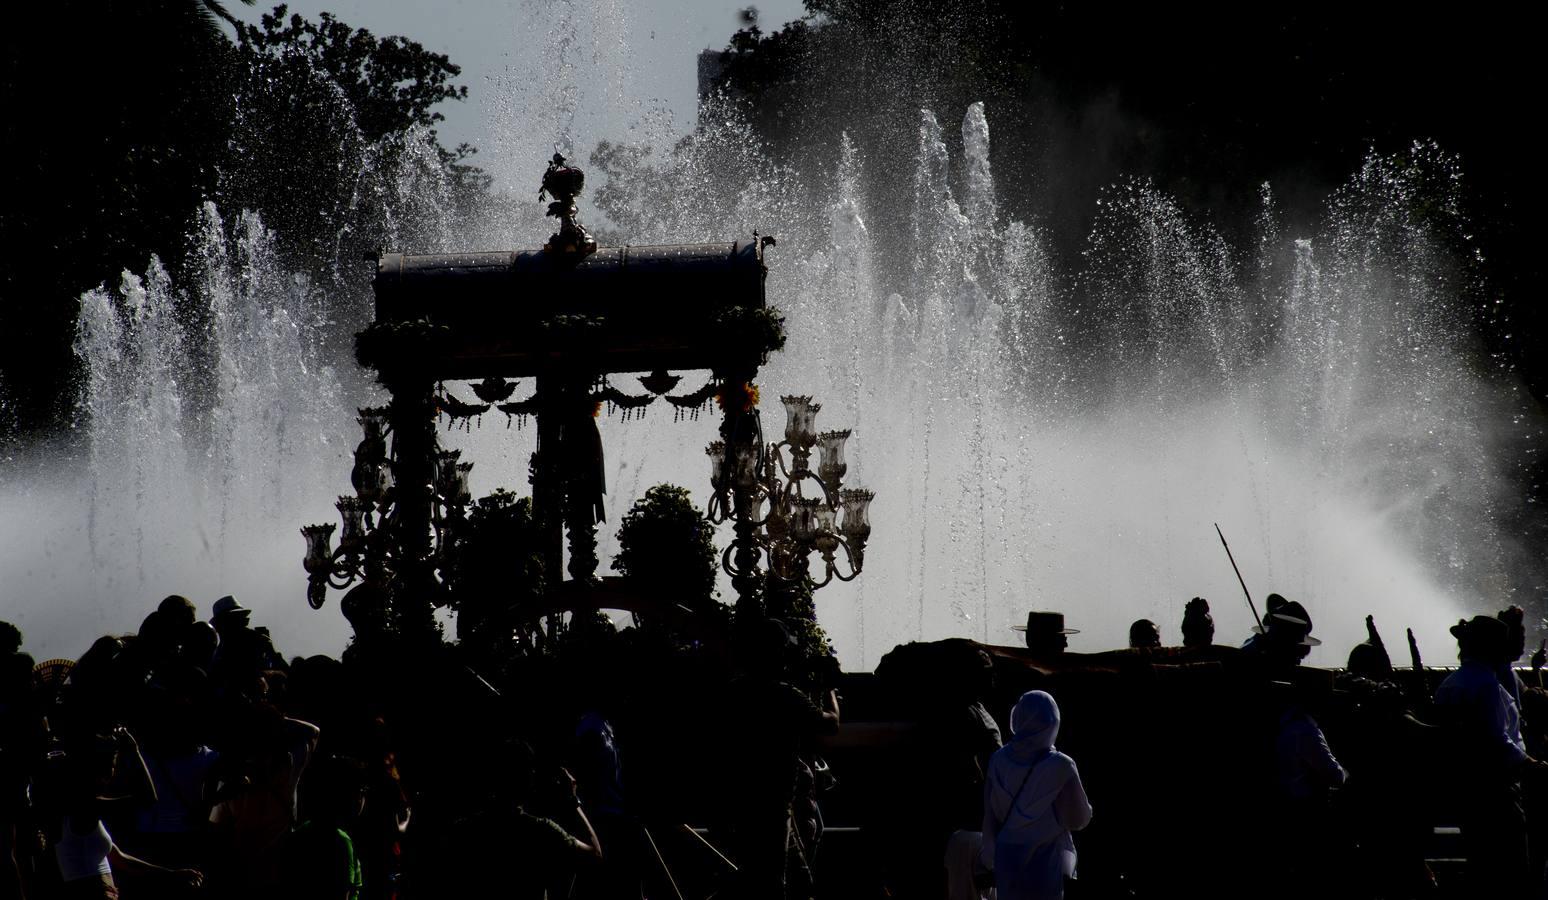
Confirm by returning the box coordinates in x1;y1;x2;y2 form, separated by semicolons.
300;154;873;641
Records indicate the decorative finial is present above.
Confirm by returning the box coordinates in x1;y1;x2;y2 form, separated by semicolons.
539;149;597;258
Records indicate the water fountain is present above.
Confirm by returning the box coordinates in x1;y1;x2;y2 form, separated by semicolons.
2;22;1540;672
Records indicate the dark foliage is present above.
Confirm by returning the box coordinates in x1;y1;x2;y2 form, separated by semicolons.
612;484;720;613
0;4;485;442
2;2;242;438
443;490;547;670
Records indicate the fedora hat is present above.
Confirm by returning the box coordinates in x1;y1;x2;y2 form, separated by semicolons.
1012;611;1079;636
1250;597;1321;646
211;595;251;622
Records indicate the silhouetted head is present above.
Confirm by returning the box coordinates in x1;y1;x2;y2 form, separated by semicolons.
1129;619;1161;649
1014;611;1077;654
182;621;217;668
210;595;251;634
1255;596;1320;662
1181;597;1214;648
158;595;197;629
1498;605;1527;662
1453;615;1509;665
1347;641;1391;678
0;620;21;656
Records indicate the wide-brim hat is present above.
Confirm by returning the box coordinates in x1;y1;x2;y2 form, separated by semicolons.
1451;614;1508;644
1250;598;1320;645
211;595;251;621
1012;611;1079;635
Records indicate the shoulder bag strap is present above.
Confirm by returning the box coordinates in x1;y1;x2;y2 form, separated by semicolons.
1004;748;1052;824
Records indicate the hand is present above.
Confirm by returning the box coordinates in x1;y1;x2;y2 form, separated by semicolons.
172;868;204;889
1365;615;1382;646
556;767;579;804
1407;628;1422;669
114;726;139;752
1532;640;1546;671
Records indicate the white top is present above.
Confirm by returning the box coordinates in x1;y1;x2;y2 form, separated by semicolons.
55;815;113;882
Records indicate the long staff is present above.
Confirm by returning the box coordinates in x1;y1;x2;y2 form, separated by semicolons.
1214;523;1264;633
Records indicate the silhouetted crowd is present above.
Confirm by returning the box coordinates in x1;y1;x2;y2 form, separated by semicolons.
2;590;1547;899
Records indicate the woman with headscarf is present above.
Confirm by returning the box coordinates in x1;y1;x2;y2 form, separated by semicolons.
980;691;1092;900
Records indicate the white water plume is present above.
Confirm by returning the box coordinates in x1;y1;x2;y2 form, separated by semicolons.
2;50;1538;673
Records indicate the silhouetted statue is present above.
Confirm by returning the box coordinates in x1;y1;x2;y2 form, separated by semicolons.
1180;597;1214;648
1346;615;1393;678
1127;619;1160;650
1013;612;1077;656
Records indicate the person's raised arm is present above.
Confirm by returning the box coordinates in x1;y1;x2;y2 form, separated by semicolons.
571;804;604;861
100;728;157;805
819;688;841;735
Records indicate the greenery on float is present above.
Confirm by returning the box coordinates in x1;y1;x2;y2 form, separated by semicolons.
715;305;788;360
613;484;721;612
354;318;454;373
442;489;548;668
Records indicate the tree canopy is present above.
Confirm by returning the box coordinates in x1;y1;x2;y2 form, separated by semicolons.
0;3;484;442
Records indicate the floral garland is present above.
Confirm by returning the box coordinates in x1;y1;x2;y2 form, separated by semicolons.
665;379;720;422
715;381;760;414
497;396;543;430
590;381;657;421
435;387;491;432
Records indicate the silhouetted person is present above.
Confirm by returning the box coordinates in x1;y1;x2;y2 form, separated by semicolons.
1267;679;1346;898
1;638;37;900
44;727;204;898
1128;619;1160;650
442;740;602;898
1242;595;1319;677
724;618;839;900
180;621;217;673
280;756;366;900
980;690;1091;900
1180;597;1214;648
210;597;272;699
1013;613;1077;656
158;595;197;631
1435;615;1531;896
1346;615;1394;678
1497;605;1528;714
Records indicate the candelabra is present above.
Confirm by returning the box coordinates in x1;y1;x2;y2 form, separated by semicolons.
301;407;473;609
706;395;874;590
